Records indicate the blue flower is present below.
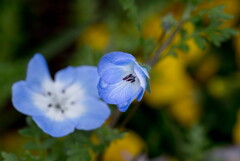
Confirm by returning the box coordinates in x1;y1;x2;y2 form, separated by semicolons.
12;54;110;137
97;51;149;112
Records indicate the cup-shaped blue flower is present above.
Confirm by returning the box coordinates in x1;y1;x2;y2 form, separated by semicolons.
97;51;150;112
12;54;110;137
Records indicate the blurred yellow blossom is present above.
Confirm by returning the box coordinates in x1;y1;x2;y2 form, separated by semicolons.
195;55;219;82
176;22;207;65
233;110;240;144
142;14;164;41
169;95;201;127
207;77;228;98
144;56;194;107
103;131;145;161
79;23;110;51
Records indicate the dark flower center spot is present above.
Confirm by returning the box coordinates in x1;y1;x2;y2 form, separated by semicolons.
55;104;61;109
123;74;136;83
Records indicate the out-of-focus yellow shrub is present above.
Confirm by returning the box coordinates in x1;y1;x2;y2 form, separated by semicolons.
169;95;201;127
233;110;240;144
196;55;219;82
142;14;164;41
198;0;240;27
103;131;145;161
144;56;193;107
176;22;207;65
207;77;228;98
79;23;110;51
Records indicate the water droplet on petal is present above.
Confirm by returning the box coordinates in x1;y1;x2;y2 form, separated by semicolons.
100;80;108;88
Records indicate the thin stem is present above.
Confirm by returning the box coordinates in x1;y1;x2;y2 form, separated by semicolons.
146;19;185;67
119;102;141;129
110;4;192;129
109;109;122;128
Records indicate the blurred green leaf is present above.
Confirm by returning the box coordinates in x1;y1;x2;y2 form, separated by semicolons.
1;152;19;161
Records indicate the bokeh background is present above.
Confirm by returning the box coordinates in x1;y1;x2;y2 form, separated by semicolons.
0;0;240;160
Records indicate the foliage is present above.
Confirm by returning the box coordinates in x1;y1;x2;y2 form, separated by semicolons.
0;0;239;160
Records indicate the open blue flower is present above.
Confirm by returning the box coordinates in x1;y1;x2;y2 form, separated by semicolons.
12;54;110;137
97;51;150;112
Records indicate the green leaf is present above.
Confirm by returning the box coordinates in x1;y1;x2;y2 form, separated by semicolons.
93;126;125;154
119;0;141;31
146;78;151;93
1;152;19;161
194;35;207;50
179;43;189;53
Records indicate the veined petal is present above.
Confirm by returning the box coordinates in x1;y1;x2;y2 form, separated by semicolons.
117;101;132;112
101;66;129;84
137;88;144;101
98;51;136;76
76;97;110;130
74;66;99;98
98;78;141;105
26;54;52;93
134;64;147;90
33;115;76;137
117;87;143;112
55;66;76;88
12;81;44;116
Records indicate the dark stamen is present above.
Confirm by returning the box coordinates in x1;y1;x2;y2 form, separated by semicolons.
47;91;52;96
48;104;52;108
123;74;136;83
70;101;75;105
61;110;65;114
55;104;61;109
62;89;65;94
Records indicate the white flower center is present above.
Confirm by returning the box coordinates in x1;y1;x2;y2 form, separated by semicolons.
33;80;85;121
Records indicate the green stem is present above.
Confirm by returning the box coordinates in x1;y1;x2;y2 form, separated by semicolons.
119;102;141;128
111;3;193;129
146;19;185;67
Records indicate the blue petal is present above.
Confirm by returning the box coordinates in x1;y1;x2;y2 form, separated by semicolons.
12;81;44;116
98;51;136;76
55;66;76;88
117;87;142;112
134;64;147;89
76;97;110;130
98;78;141;105
137;88;144;101
26;54;52;93
33;115;76;137
101;67;126;84
117;101;132;112
74;66;99;98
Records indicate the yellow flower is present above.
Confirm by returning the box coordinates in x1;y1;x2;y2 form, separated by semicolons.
169;95;201;127
175;22;207;65
233;110;240;144
103;131;145;161
207;77;227;98
142;14;164;41
144;56;193;107
195;55;219;82
79;23;110;51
